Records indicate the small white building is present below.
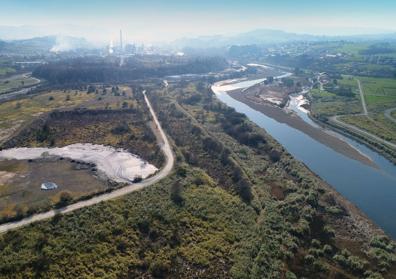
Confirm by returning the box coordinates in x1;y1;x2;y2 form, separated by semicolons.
41;182;58;190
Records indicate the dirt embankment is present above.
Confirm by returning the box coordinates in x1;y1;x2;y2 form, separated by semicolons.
228;89;377;168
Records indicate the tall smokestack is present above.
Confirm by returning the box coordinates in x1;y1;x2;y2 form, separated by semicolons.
119;29;123;53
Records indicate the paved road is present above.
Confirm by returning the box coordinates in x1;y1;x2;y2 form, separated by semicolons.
384;108;396;124
0;91;174;233
330;115;396;150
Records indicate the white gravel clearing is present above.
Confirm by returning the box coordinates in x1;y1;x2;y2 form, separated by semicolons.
0;143;158;183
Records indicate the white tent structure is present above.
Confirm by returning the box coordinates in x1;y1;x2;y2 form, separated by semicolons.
41;182;58;190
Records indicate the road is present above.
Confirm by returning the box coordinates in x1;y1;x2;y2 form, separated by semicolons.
384;108;396;124
357;79;368;116
0;91;174;233
330;115;396;149
328;79;396;150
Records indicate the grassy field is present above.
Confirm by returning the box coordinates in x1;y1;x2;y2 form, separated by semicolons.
0;75;39;94
344;76;396;143
359;76;396;112
311;74;396;158
0;89;95;130
310;76;362;118
0;67;16;77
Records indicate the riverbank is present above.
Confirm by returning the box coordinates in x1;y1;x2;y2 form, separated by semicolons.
311;114;396;165
227;88;377;168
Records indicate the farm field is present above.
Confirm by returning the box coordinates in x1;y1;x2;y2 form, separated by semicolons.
359;76;396;112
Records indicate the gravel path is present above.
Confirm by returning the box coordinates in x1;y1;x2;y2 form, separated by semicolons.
0;91;174;233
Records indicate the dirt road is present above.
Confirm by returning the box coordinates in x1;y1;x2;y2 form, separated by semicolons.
357;79;368;116
0;91;174;233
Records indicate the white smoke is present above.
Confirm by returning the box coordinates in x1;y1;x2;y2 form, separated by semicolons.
108;40;114;54
50;36;74;52
50;36;91;53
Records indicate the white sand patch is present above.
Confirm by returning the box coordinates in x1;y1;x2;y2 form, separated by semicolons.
0;143;158;183
294;95;310;113
261;97;283;105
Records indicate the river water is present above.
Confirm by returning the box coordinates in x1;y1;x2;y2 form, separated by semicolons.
212;79;396;239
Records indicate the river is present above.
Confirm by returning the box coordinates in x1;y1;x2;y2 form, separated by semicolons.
212;78;396;239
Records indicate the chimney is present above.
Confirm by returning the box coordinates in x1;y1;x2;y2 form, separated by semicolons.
119;29;123;53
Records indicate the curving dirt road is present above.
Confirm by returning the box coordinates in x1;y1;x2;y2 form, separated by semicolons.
0;91;174;233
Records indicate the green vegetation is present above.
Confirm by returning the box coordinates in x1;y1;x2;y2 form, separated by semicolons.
0;89;94;130
340;115;396;144
359;76;396;111
310;76;362;118
310;75;396;155
0;75;39;94
0;81;394;278
0;67;16;77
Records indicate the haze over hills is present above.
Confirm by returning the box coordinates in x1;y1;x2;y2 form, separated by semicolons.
1;27;396;55
172;29;396;48
0;35;92;54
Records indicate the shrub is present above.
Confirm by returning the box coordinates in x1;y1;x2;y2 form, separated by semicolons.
285;271;297;279
111;122;130;135
176;167;187;177
269;149;281;163
56;191;73;208
149;258;171;278
170;181;183;205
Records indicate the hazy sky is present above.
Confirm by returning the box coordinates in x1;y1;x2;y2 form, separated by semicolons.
1;0;396;42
